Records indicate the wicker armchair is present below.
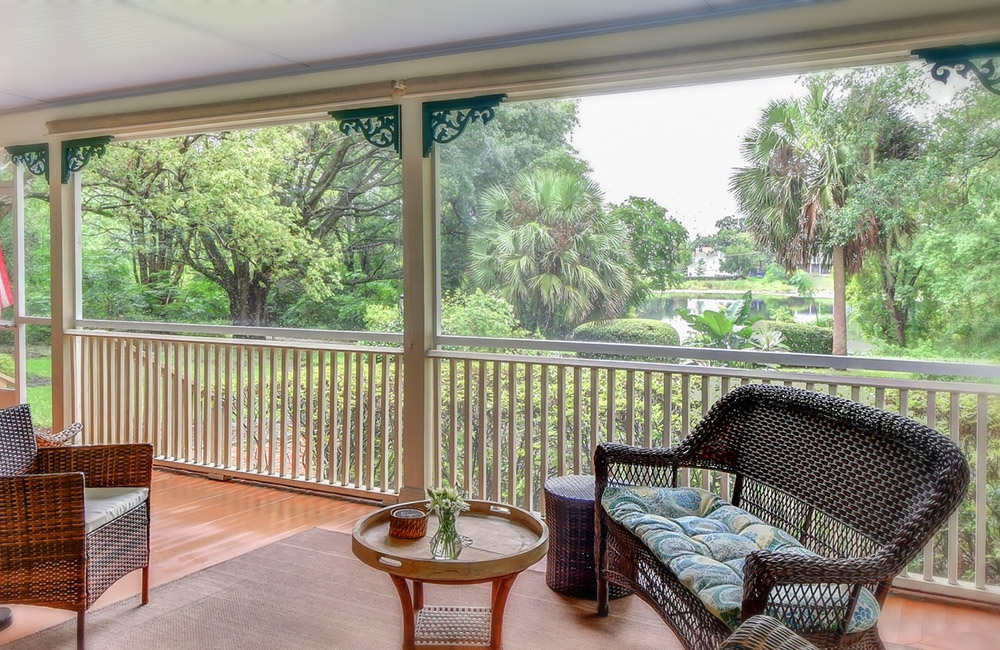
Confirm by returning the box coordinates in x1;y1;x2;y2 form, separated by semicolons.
595;384;970;650
0;404;152;650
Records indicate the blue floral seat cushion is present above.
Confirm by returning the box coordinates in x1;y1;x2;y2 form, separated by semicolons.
601;485;880;633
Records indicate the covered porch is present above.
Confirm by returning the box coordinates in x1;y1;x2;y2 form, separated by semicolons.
1;1;1000;648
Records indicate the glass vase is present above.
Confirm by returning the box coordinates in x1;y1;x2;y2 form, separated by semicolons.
429;507;462;560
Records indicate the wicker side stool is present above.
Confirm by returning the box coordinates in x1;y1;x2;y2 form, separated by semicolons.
544;474;629;599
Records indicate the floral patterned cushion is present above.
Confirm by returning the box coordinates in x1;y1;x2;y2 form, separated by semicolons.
601;485;880;634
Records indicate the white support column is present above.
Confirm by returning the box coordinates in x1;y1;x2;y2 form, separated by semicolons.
399;97;436;501
48;139;79;431
11;164;27;405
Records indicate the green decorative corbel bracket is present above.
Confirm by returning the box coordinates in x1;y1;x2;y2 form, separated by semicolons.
62;136;113;183
330;105;401;155
423;94;507;157
5;143;49;180
913;42;1000;97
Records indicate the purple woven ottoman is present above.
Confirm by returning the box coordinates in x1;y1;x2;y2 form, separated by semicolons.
544;474;629;599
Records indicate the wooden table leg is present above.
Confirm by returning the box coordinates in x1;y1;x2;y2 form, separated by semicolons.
390;575;415;650
412;581;424;612
489;574;519;649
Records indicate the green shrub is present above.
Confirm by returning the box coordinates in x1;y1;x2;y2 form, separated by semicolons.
788;270;814;297
363;303;402;333
0;353;14;378
757;320;833;354
770;306;796;323
764;263;788;283
441;290;525;339
814;314;834;329
572;318;679;361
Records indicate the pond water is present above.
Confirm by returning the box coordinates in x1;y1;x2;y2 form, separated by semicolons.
638;293;870;352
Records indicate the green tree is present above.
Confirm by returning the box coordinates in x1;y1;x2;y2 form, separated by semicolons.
732;67;924;354
895;83;1000;359
693;215;768;277
83;123;402;328
470;170;634;338
835;159;924;345
439;100;590;292
608;196;690;292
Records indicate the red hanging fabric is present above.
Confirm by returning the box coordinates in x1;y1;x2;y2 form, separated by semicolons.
0;240;13;309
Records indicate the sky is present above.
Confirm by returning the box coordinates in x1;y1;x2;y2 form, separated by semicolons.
571;65;968;239
571;74;806;238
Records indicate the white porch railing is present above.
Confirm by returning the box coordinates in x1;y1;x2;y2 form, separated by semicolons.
428;349;1000;605
70;330;403;502
66;328;1000;605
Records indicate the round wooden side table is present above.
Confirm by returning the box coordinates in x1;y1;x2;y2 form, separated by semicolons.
353;500;548;650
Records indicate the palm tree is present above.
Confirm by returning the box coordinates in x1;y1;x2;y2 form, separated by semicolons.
732;82;867;356
469;170;634;338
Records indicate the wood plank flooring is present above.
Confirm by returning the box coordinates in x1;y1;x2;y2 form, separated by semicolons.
0;470;996;649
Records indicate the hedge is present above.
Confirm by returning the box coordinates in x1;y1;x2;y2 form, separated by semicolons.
572;318;680;361
757;320;833;355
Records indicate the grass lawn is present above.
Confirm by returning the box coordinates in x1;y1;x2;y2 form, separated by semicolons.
673;274;832;296
26;385;52;428
674;277;795;293
25;355;52;379
25;352;53;428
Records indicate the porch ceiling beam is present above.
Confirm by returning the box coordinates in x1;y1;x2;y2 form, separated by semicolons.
45;81;397;140
40;8;1000;140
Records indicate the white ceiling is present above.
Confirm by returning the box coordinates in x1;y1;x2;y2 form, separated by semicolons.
1;0;999;125
0;0;826;113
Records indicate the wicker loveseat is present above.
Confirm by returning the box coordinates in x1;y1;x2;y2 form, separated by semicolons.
721;616;819;650
595;384;970;650
0;404;152;650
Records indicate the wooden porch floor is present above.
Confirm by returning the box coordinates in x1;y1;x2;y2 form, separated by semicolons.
0;470;996;649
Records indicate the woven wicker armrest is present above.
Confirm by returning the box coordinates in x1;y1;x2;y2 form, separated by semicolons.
35;422;83;448
743;549;887;589
741;550;887;630
35;444;153;488
0;473;88;605
594;443;682;493
719;615;819;650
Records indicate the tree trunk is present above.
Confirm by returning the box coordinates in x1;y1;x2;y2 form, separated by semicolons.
880;265;907;347
832;245;848;356
228;269;270;327
891;305;907;347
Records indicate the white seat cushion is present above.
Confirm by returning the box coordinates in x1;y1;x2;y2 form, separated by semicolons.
84;487;149;533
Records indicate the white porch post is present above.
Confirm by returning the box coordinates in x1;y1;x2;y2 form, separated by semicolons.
399;97;436;501
47;139;79;432
11;163;27;406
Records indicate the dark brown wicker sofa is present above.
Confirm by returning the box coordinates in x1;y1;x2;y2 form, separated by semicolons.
595;384;970;650
0;403;152;650
721;616;819;650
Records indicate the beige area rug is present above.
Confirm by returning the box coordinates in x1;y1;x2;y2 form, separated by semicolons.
4;528;914;650
4;528;673;650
